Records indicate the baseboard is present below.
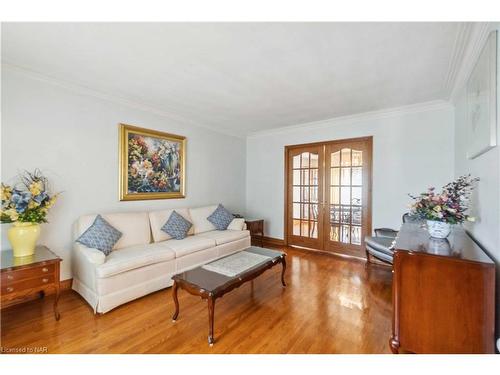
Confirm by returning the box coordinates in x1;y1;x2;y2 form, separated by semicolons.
251;236;285;248
263;236;286;247
1;278;73;309
60;278;73;290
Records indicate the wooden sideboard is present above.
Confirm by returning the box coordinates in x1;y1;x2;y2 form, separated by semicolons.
390;223;495;354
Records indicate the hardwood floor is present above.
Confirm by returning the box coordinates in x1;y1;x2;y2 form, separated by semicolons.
0;247;393;354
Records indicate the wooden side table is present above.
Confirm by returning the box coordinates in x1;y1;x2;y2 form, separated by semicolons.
244;219;264;247
1;245;62;320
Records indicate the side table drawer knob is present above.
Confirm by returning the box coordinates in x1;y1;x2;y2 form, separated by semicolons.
7;275;14;280
42;278;49;283
42;267;49;272
6;287;14;292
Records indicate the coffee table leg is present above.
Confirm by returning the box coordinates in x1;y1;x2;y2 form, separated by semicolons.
172;281;179;322
281;256;287;287
208;295;215;346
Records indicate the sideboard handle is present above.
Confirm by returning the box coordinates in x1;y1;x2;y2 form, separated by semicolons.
7;275;14;280
42;278;49;283
42;267;49;272
6;287;14;292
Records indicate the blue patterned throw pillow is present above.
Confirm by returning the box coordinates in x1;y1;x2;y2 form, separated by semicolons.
76;215;122;256
161;210;193;240
207;204;234;230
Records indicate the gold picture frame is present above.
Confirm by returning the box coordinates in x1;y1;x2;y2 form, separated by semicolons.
119;123;186;201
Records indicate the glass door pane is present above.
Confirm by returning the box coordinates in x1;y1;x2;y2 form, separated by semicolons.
293;152;319;238
326;144;367;251
288;147;322;248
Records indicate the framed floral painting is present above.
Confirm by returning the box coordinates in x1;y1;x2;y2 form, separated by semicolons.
119;123;186;201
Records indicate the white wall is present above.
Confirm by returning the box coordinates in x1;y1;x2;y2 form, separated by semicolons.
454;90;499;258
246;104;455;240
453;24;500;346
1;67;247;279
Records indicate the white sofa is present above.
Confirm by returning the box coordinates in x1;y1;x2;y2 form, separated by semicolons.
72;205;250;313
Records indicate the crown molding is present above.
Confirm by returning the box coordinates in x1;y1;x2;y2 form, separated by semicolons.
1;62;245;139
448;22;493;103
247;100;453;138
442;22;473;97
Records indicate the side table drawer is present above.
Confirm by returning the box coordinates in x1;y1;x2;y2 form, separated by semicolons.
1;264;55;285
1;275;55;295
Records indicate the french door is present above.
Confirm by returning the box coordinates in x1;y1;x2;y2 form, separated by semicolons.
286;144;324;249
285;137;372;258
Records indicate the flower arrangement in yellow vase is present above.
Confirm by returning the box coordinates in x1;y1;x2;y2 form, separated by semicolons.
1;170;60;257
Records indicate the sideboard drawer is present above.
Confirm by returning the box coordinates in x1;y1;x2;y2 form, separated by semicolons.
1;275;55;295
1;264;55;285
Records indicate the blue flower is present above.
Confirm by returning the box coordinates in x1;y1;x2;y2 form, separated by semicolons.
33;191;49;205
10;190;31;213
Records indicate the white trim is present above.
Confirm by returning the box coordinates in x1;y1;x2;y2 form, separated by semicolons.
449;22;492;103
247;100;453;138
442;23;474;97
1;62;246;139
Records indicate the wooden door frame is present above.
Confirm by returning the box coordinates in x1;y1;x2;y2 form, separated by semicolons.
283;136;373;257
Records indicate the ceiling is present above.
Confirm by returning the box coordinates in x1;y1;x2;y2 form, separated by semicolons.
2;22;465;136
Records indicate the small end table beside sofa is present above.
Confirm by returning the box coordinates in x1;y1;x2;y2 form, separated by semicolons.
1;246;62;320
244;218;264;247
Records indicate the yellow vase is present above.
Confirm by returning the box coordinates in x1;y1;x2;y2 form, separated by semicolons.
8;222;41;257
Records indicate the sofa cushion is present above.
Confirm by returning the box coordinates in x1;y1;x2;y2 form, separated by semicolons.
76;215;122;255
227;218;245;231
96;243;176;278
149;208;194;242
197;230;250;246
161;236;216;258
161;210;193;240
189;205;217;234
77;212;151;250
207;204;234;230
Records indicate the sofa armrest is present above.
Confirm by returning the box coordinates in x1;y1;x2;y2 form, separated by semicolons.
78;245;106;265
72;243;101;291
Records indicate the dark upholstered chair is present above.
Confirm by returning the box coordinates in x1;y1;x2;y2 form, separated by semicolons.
365;214;417;265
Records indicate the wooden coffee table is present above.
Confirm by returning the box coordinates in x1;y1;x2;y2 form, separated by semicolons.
171;246;286;345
